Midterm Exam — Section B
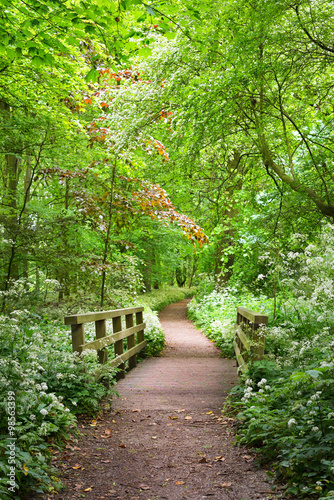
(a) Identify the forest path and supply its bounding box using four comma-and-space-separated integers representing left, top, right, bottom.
50, 299, 276, 500
111, 298, 237, 411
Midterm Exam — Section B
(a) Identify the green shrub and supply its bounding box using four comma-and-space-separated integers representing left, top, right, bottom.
187, 288, 273, 358
138, 286, 196, 312
141, 307, 166, 356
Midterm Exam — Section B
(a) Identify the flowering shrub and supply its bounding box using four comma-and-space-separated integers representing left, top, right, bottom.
141, 307, 165, 356
187, 288, 273, 357
0, 297, 166, 497
228, 226, 334, 498
188, 227, 334, 497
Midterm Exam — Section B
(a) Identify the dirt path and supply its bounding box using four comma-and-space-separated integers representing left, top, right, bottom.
48, 299, 278, 500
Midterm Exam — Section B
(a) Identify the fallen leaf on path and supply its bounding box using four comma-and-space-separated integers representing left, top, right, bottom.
101, 460, 111, 463
132, 409, 141, 412
198, 456, 207, 463
151, 436, 157, 439
242, 454, 252, 459
220, 482, 232, 488
168, 416, 178, 420
119, 443, 126, 448
89, 420, 97, 426
83, 487, 92, 492
175, 409, 185, 413
138, 484, 150, 490
214, 455, 226, 462
206, 411, 213, 415
175, 481, 185, 485
185, 416, 192, 420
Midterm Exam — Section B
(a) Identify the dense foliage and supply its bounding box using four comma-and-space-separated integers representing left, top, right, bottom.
189, 225, 334, 498
2, 0, 334, 497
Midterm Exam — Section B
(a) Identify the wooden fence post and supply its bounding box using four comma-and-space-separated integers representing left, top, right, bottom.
113, 316, 125, 380
95, 319, 108, 364
234, 307, 268, 372
136, 310, 145, 353
126, 313, 136, 370
71, 323, 85, 355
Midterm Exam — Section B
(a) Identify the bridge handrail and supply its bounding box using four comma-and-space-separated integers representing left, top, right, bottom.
64, 306, 146, 380
233, 306, 268, 373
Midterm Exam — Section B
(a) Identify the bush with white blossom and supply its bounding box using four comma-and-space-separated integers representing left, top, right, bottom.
0, 299, 167, 497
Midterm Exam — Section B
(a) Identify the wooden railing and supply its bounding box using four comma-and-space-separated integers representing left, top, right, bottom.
64, 306, 146, 381
233, 306, 268, 373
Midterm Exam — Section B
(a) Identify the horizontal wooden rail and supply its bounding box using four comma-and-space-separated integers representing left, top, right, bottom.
64, 307, 146, 381
233, 306, 268, 373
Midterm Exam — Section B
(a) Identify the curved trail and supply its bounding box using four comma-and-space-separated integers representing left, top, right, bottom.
51, 299, 275, 500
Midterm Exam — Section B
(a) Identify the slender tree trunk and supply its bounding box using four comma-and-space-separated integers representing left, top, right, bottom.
214, 151, 242, 284
100, 160, 117, 308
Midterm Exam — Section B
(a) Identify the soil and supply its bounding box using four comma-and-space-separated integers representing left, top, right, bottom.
42, 299, 282, 500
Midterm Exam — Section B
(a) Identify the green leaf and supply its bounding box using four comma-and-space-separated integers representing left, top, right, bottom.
85, 24, 96, 34
145, 5, 157, 16
305, 369, 323, 379
137, 47, 152, 58
290, 371, 307, 381
164, 32, 176, 40
85, 68, 99, 83
136, 14, 147, 22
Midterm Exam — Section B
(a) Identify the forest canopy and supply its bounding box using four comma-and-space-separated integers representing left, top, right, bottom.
2, 0, 334, 498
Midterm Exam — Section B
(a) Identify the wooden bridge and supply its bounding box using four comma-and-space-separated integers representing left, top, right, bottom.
64, 306, 146, 381
64, 304, 268, 380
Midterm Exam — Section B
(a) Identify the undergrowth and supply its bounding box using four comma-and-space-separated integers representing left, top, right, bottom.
0, 284, 172, 497
137, 285, 196, 312
191, 226, 334, 498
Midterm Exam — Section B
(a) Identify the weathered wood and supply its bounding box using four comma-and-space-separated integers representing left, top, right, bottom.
234, 307, 268, 372
233, 340, 247, 373
95, 319, 108, 364
64, 306, 144, 325
80, 323, 146, 352
136, 311, 145, 344
67, 306, 146, 385
71, 324, 85, 354
113, 316, 125, 380
237, 306, 268, 326
235, 324, 251, 351
112, 323, 145, 344
109, 341, 147, 368
126, 313, 136, 370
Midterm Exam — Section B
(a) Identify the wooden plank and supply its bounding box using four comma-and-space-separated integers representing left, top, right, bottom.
71, 324, 85, 354
112, 323, 145, 344
64, 306, 144, 325
136, 311, 145, 344
113, 316, 125, 380
235, 324, 251, 351
237, 307, 268, 325
80, 323, 146, 352
109, 341, 147, 368
126, 313, 136, 370
233, 341, 247, 373
96, 319, 108, 364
